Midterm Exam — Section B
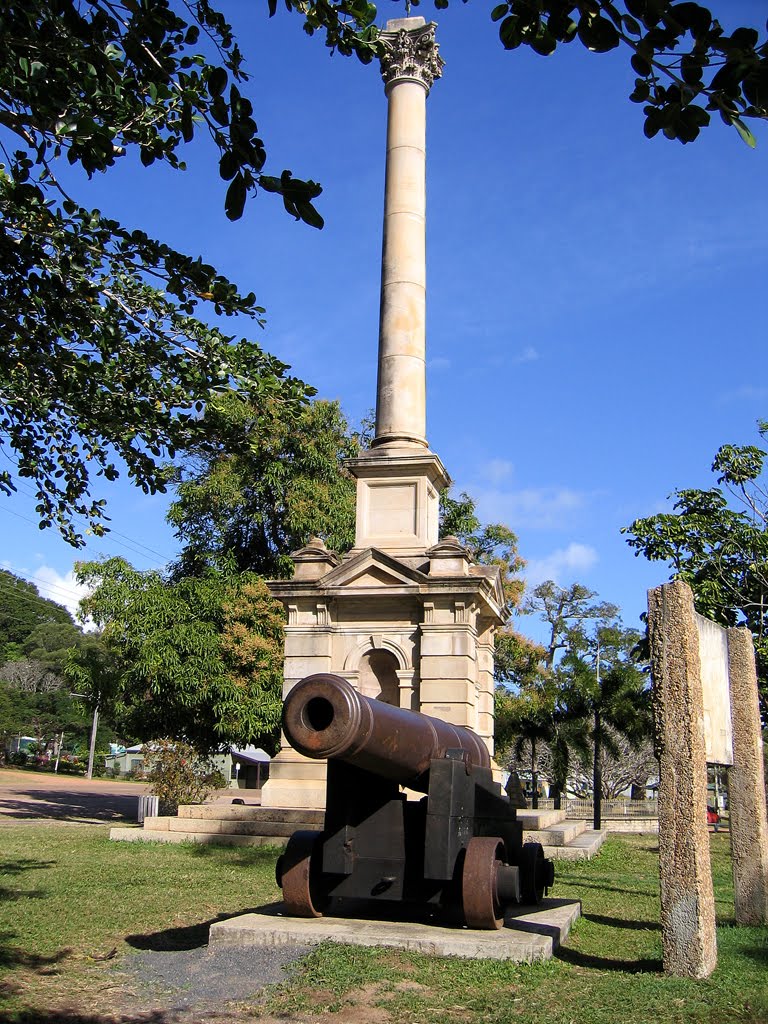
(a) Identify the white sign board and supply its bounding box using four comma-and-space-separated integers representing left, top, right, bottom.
695, 613, 733, 765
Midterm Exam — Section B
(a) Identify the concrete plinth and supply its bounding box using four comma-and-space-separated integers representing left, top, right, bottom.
209, 898, 581, 962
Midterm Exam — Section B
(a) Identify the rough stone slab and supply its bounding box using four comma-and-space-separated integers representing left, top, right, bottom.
516, 808, 566, 830
727, 627, 768, 925
167, 818, 298, 837
523, 819, 586, 847
648, 581, 717, 978
110, 827, 288, 848
209, 898, 580, 962
543, 829, 607, 861
178, 805, 322, 824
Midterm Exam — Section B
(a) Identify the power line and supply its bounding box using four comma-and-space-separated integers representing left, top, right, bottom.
0, 496, 173, 570
1, 564, 85, 605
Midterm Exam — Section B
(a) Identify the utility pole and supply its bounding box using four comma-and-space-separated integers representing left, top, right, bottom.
594, 637, 603, 831
86, 703, 99, 780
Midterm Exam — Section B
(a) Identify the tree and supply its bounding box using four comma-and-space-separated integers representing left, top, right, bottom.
75, 557, 285, 752
0, 659, 63, 694
296, 1, 767, 146
142, 738, 226, 814
523, 580, 618, 669
624, 422, 768, 715
566, 731, 657, 800
440, 490, 544, 691
167, 396, 360, 579
498, 580, 652, 816
0, 570, 76, 662
495, 683, 558, 809
21, 621, 85, 675
1, 1, 323, 544
558, 620, 652, 828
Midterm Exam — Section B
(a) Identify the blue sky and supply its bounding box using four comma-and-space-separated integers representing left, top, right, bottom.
2, 1, 767, 646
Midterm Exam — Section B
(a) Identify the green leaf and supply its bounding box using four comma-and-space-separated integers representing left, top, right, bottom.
296, 200, 324, 230
731, 116, 757, 148
225, 172, 247, 220
577, 16, 620, 54
499, 16, 521, 50
207, 66, 228, 97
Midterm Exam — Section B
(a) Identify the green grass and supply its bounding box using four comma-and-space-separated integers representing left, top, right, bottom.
0, 827, 766, 1023
0, 824, 283, 1019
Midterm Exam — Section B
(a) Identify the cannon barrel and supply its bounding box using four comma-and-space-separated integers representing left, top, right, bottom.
282, 673, 490, 791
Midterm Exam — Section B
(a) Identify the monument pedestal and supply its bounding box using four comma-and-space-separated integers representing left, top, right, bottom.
260, 536, 506, 810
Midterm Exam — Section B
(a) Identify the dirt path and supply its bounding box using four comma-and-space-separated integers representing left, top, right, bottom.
0, 767, 151, 823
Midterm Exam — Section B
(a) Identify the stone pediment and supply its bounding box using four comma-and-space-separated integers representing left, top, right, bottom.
320, 547, 429, 591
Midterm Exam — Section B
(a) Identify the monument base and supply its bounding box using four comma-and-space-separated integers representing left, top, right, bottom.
209, 898, 581, 962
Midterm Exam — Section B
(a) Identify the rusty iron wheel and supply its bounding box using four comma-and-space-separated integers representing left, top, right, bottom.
520, 841, 546, 905
280, 829, 326, 918
462, 836, 506, 930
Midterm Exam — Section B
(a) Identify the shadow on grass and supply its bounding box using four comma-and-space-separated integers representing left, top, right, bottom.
0, 790, 138, 824
555, 945, 663, 974
0, 858, 57, 876
185, 843, 281, 863
125, 908, 262, 952
559, 879, 658, 899
0, 887, 47, 902
0, 857, 57, 904
0, 931, 71, 975
583, 912, 660, 931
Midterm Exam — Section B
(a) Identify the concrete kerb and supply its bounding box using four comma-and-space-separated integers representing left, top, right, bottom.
209, 898, 581, 962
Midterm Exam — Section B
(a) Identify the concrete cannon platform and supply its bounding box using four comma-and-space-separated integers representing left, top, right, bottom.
209, 898, 581, 962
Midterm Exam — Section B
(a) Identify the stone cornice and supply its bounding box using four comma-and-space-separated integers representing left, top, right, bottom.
379, 19, 444, 93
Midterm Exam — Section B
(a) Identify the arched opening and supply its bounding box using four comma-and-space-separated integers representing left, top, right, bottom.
358, 649, 399, 706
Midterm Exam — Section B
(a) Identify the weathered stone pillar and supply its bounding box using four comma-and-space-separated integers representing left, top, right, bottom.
373, 17, 443, 450
647, 581, 717, 978
727, 627, 768, 925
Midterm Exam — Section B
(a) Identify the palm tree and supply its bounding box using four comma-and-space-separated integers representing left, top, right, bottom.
495, 686, 554, 809
560, 624, 652, 830
495, 679, 590, 811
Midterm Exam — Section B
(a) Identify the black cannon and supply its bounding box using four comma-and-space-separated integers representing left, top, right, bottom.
275, 673, 554, 929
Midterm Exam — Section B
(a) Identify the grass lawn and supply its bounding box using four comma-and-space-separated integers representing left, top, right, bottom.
0, 824, 766, 1023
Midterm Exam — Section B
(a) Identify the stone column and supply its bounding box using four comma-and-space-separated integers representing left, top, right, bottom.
727, 627, 768, 925
373, 17, 443, 450
647, 581, 717, 978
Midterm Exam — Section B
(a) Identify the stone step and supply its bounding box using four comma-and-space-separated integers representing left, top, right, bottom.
167, 817, 305, 837
521, 819, 586, 847
177, 804, 323, 824
516, 808, 567, 830
110, 826, 290, 848
542, 829, 607, 861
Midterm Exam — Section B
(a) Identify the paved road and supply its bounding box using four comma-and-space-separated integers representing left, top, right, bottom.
0, 767, 151, 823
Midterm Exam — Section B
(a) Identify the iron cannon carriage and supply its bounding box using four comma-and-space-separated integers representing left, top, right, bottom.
275, 673, 554, 929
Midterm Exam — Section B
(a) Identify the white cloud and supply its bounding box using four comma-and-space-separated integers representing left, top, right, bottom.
33, 566, 94, 628
717, 385, 768, 405
510, 345, 540, 365
476, 486, 588, 529
524, 543, 599, 587
481, 459, 514, 485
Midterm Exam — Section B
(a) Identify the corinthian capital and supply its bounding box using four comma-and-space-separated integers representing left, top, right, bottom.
379, 19, 444, 93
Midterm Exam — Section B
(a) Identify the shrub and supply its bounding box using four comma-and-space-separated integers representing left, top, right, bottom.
143, 739, 226, 814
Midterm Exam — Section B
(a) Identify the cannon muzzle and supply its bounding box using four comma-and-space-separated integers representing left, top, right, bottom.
282, 673, 490, 791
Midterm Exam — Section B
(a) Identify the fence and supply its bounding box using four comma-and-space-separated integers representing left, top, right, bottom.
534, 797, 659, 818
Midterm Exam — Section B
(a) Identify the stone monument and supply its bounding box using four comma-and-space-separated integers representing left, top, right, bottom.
647, 580, 768, 978
261, 17, 507, 810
